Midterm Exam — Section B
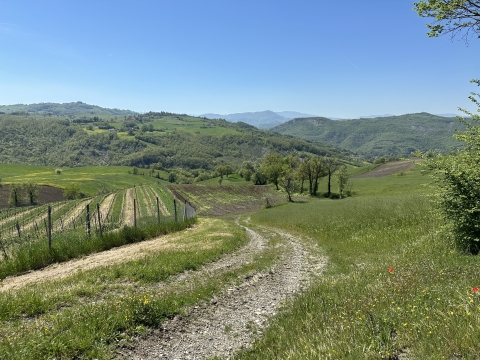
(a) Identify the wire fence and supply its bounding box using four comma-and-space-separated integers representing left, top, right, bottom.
0, 185, 196, 259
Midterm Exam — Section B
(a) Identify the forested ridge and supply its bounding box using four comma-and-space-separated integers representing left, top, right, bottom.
272, 112, 464, 158
0, 113, 352, 170
0, 101, 135, 116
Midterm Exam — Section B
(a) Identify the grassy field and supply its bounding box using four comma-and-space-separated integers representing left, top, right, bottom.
235, 166, 480, 359
85, 115, 242, 138
0, 164, 166, 196
1, 161, 477, 359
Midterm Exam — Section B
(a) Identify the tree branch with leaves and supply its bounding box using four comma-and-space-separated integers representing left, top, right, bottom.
414, 0, 480, 42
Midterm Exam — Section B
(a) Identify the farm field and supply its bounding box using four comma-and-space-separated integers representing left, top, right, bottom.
168, 184, 286, 216
0, 161, 478, 359
0, 174, 185, 280
86, 114, 243, 138
0, 164, 166, 196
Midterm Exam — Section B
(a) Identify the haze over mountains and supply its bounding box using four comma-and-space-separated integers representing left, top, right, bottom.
0, 101, 466, 161
200, 110, 319, 129
200, 110, 462, 129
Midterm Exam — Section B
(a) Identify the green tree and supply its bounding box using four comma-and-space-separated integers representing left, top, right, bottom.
324, 157, 340, 197
298, 156, 325, 196
252, 162, 267, 185
63, 183, 81, 200
215, 165, 226, 179
24, 182, 39, 205
278, 155, 300, 202
239, 161, 255, 181
261, 153, 284, 190
414, 0, 480, 42
8, 184, 23, 207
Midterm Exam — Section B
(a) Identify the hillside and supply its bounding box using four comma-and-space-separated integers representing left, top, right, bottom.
272, 112, 464, 158
0, 110, 354, 171
0, 101, 136, 116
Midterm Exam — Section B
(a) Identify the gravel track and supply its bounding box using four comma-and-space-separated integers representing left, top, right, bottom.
119, 223, 326, 360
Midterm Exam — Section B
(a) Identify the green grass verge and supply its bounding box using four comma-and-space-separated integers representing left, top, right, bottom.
0, 218, 196, 280
0, 217, 254, 360
235, 194, 480, 359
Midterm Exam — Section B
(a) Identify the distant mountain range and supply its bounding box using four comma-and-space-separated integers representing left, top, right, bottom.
272, 112, 465, 159
200, 110, 319, 129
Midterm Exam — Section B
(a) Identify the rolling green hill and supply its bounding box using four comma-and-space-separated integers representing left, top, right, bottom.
272, 112, 464, 159
0, 110, 354, 172
0, 101, 136, 116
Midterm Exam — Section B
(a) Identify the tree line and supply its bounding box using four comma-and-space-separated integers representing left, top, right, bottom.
237, 153, 350, 201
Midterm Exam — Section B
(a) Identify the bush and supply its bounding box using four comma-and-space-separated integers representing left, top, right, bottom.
63, 183, 81, 200
423, 80, 480, 253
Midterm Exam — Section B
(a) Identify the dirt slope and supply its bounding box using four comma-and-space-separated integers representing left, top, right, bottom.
352, 159, 421, 178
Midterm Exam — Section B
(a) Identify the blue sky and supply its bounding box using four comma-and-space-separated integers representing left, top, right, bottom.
1, 0, 479, 118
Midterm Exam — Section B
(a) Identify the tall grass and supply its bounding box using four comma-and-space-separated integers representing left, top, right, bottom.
0, 218, 249, 360
0, 218, 196, 280
237, 194, 480, 359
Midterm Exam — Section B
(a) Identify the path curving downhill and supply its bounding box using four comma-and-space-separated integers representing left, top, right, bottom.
119, 222, 326, 360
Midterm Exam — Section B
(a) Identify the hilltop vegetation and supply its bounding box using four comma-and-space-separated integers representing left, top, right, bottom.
272, 112, 464, 159
0, 101, 135, 116
0, 110, 354, 171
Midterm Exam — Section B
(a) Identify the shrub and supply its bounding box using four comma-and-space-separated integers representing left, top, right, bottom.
423, 79, 480, 253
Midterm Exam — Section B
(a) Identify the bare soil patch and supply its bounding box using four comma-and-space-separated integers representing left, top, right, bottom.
352, 160, 420, 178
0, 185, 66, 208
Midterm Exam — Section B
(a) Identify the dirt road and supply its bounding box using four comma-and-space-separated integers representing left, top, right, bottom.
118, 222, 326, 360
0, 216, 325, 359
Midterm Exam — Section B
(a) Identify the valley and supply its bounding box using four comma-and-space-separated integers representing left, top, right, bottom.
0, 103, 478, 359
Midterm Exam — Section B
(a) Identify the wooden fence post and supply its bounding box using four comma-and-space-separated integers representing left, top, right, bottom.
134, 198, 137, 228
15, 220, 21, 238
156, 197, 160, 224
86, 204, 91, 237
97, 203, 103, 237
0, 237, 8, 259
47, 205, 52, 249
174, 199, 177, 222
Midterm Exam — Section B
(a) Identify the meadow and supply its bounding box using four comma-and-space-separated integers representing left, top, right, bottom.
235, 165, 480, 359
0, 164, 165, 196
1, 161, 478, 359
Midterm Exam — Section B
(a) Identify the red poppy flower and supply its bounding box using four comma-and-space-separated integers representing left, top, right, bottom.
388, 267, 393, 273
473, 287, 479, 293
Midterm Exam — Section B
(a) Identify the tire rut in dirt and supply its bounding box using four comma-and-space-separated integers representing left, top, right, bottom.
118, 226, 325, 360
